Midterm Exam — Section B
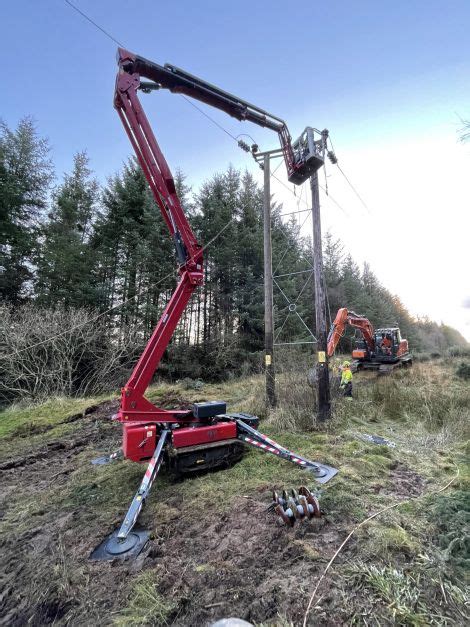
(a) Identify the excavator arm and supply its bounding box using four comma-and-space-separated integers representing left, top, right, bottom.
114, 48, 326, 422
327, 307, 375, 357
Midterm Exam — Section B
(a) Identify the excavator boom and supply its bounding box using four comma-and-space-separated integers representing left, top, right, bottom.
327, 307, 375, 357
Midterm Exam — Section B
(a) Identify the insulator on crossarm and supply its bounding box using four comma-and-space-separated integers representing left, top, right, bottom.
237, 139, 251, 152
327, 151, 338, 164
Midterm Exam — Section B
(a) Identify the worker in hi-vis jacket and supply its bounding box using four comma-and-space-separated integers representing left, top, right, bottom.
340, 361, 353, 398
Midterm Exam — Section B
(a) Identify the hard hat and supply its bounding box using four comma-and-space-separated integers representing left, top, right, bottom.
343, 360, 350, 367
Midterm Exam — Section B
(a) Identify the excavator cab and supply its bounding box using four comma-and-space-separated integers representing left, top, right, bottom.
375, 328, 401, 360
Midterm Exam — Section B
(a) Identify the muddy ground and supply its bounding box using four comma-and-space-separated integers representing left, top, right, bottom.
0, 398, 430, 626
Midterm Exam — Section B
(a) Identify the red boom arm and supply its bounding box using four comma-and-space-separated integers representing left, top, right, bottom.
114, 48, 325, 424
115, 53, 204, 424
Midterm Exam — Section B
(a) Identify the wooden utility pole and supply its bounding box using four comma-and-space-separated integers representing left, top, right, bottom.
263, 153, 276, 408
310, 168, 331, 421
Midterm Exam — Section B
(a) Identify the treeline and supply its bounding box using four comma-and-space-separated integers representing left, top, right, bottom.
0, 118, 467, 399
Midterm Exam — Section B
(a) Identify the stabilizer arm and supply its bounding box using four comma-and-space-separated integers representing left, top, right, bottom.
233, 417, 338, 484
117, 429, 171, 540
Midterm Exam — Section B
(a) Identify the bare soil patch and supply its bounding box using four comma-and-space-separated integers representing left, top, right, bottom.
381, 461, 427, 499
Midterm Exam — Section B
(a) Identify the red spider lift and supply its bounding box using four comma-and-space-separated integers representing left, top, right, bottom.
91, 49, 338, 560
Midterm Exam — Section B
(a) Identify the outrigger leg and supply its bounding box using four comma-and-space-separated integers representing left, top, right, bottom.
90, 429, 170, 560
233, 417, 338, 483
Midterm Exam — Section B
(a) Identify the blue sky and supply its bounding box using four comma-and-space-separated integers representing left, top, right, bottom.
3, 1, 470, 338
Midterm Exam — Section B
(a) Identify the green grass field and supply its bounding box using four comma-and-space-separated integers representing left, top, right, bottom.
1, 360, 468, 625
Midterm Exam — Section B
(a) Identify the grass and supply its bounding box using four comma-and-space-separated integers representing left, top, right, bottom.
1, 359, 468, 624
0, 394, 113, 439
346, 561, 468, 625
360, 521, 421, 558
114, 572, 176, 626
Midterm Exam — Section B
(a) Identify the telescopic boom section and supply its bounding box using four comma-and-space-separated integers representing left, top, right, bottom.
116, 48, 324, 186
327, 308, 375, 357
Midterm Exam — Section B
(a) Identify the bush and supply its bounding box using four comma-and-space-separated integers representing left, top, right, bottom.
456, 361, 470, 380
161, 340, 262, 382
448, 345, 470, 358
414, 353, 431, 362
0, 303, 142, 403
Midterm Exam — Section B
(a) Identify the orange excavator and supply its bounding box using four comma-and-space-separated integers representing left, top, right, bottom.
327, 308, 412, 373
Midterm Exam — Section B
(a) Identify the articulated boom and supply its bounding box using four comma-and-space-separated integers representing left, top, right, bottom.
115, 51, 204, 425
92, 50, 337, 560
115, 48, 325, 424
117, 48, 324, 186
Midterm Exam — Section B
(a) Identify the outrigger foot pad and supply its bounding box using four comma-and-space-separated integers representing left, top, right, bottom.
90, 528, 149, 561
308, 463, 338, 484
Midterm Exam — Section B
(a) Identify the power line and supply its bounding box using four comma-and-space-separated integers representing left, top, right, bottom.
336, 163, 371, 214
328, 135, 371, 214
181, 96, 238, 142
63, 0, 124, 47
64, 0, 351, 223
64, 0, 358, 226
58, 0, 339, 356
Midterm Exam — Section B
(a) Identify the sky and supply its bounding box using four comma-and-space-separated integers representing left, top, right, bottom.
3, 0, 470, 340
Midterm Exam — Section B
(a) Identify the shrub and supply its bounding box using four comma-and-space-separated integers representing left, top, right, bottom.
0, 303, 142, 403
448, 345, 470, 358
161, 340, 262, 382
456, 361, 470, 380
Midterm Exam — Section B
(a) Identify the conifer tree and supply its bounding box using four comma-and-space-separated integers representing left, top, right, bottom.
91, 158, 175, 336
0, 117, 53, 302
36, 151, 99, 307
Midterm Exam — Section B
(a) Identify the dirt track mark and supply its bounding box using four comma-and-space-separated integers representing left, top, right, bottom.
144, 496, 347, 626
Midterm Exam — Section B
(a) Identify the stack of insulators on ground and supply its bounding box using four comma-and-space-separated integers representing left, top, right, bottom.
270, 486, 322, 526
